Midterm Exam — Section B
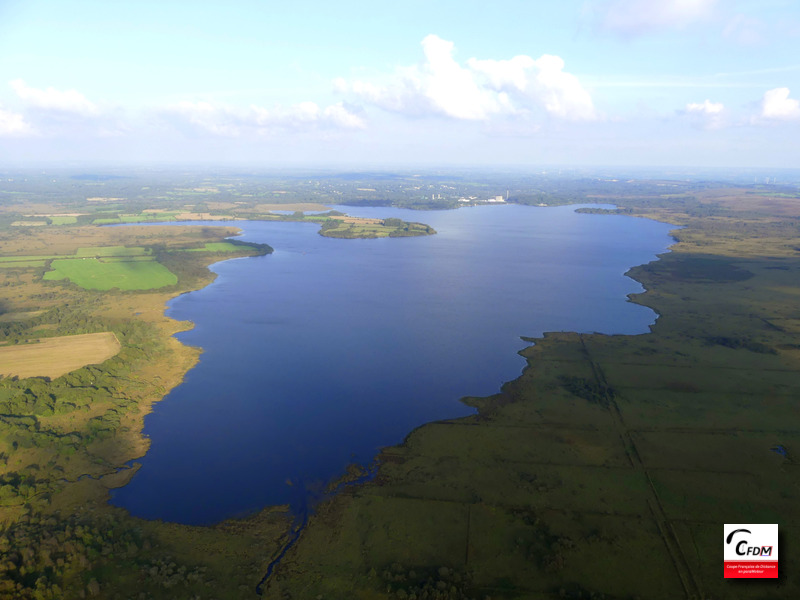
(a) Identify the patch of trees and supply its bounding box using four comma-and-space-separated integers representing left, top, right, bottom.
378, 563, 474, 600
0, 305, 108, 344
558, 375, 614, 408
388, 221, 436, 237
0, 509, 209, 599
224, 238, 273, 254
704, 336, 777, 354
0, 471, 52, 506
320, 219, 341, 233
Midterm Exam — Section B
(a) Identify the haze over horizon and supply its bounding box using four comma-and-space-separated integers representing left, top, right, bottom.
1, 0, 798, 168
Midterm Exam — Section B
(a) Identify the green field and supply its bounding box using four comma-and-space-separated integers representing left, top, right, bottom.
48, 216, 78, 225
0, 247, 151, 269
43, 258, 177, 290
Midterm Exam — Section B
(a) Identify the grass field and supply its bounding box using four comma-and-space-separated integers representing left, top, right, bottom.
0, 332, 121, 379
43, 258, 177, 290
0, 247, 152, 270
48, 216, 78, 225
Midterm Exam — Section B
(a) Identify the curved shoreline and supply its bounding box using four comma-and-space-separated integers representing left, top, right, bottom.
101, 228, 270, 492
115, 207, 677, 516
253, 209, 683, 594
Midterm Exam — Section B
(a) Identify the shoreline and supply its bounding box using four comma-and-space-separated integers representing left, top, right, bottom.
97, 227, 266, 494
113, 206, 677, 525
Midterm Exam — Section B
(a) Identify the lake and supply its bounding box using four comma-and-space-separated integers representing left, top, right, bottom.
110, 204, 675, 525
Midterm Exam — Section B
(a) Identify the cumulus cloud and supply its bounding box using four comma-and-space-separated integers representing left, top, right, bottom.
10, 79, 98, 115
680, 99, 725, 129
336, 35, 512, 120
685, 99, 724, 115
468, 54, 596, 120
759, 87, 800, 120
587, 0, 718, 36
164, 100, 365, 136
0, 106, 33, 136
337, 35, 596, 122
5, 80, 132, 138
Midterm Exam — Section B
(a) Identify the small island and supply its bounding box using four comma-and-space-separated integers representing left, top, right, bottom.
318, 214, 436, 238
259, 209, 436, 238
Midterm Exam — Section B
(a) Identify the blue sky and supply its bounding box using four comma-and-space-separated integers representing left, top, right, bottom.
1, 0, 799, 167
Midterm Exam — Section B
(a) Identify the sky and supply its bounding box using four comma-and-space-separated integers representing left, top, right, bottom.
0, 0, 799, 168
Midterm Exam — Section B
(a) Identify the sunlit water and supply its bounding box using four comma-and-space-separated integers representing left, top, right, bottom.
110, 204, 674, 524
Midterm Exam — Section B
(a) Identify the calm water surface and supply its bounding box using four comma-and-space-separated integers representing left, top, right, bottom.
110, 205, 674, 524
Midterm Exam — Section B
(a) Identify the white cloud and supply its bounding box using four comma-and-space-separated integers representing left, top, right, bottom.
587, 0, 718, 35
319, 103, 367, 129
0, 106, 33, 136
416, 35, 512, 120
685, 99, 724, 115
165, 100, 365, 136
760, 87, 800, 120
681, 99, 725, 129
338, 35, 596, 122
337, 35, 512, 120
10, 79, 98, 115
251, 101, 366, 130
469, 54, 596, 120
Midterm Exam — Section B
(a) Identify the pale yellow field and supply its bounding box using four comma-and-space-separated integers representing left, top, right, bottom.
331, 215, 382, 224
0, 332, 121, 379
27, 213, 85, 217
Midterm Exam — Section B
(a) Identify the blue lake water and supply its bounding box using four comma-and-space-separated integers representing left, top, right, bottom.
110, 204, 675, 525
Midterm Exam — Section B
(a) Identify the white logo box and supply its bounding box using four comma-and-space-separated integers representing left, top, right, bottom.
724, 524, 778, 579
724, 524, 778, 560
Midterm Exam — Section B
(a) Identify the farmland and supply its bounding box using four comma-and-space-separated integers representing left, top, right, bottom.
43, 257, 178, 291
0, 332, 121, 379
